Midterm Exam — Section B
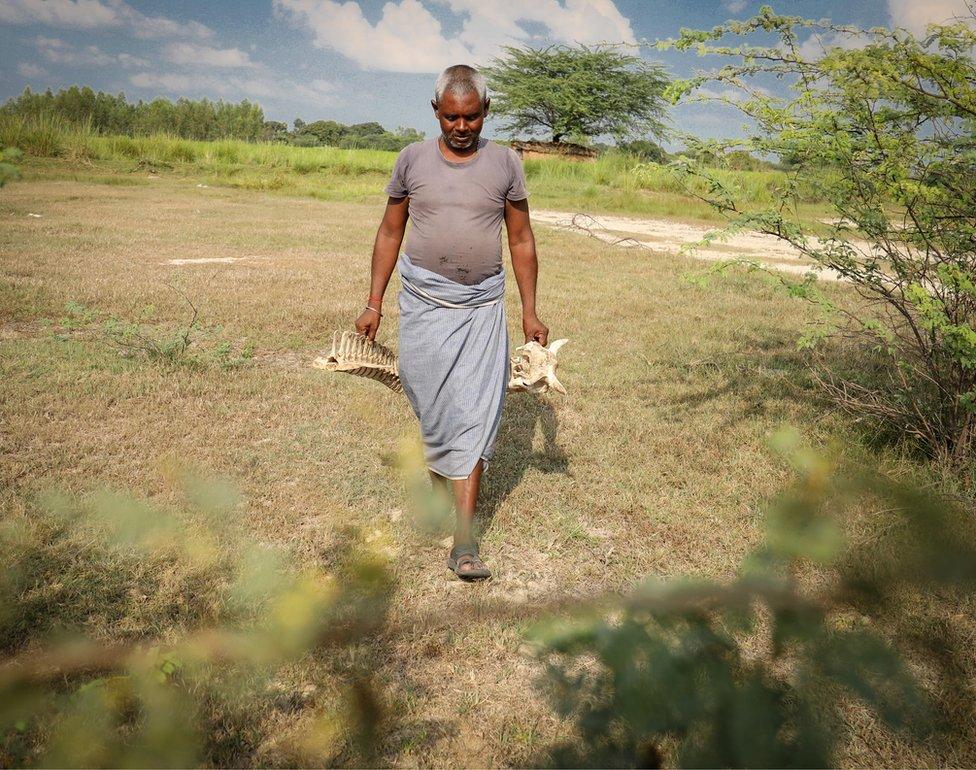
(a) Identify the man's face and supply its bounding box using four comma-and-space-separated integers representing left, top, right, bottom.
431, 89, 489, 151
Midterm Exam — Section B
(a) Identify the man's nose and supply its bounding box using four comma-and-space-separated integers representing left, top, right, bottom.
456, 119, 469, 131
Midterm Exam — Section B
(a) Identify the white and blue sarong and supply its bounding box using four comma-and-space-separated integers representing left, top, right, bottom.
397, 252, 509, 480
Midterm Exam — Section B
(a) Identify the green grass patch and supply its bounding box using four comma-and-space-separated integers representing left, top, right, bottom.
1, 113, 833, 222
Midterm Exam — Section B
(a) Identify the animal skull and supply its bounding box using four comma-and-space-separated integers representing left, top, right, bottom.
507, 339, 568, 394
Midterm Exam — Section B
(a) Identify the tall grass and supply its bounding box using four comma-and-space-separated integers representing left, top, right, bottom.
0, 113, 96, 159
525, 151, 817, 207
1, 112, 826, 218
0, 113, 394, 172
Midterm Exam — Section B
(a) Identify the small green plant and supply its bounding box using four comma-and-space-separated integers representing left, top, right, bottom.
103, 316, 197, 361
60, 294, 251, 369
102, 283, 198, 362
210, 339, 255, 369
59, 300, 98, 330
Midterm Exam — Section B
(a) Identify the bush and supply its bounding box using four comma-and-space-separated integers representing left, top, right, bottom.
658, 7, 976, 467
0, 114, 66, 157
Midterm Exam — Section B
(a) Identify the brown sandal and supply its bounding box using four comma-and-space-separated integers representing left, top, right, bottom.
447, 544, 492, 580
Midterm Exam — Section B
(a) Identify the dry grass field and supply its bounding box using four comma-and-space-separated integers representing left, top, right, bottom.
2, 167, 973, 767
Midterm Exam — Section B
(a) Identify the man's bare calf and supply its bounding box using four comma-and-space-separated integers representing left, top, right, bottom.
430, 459, 490, 578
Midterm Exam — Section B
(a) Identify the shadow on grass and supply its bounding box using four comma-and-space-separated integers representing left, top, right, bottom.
477, 394, 570, 540
664, 333, 820, 426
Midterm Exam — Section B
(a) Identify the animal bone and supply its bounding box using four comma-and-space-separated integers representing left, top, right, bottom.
508, 339, 568, 394
313, 331, 402, 393
315, 331, 568, 395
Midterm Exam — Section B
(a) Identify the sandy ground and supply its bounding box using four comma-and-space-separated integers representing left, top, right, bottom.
532, 209, 846, 282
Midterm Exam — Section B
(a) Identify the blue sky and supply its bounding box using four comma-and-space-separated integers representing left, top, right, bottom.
0, 0, 968, 144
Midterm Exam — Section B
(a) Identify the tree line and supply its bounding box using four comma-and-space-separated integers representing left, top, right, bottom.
1, 86, 424, 150
265, 118, 425, 151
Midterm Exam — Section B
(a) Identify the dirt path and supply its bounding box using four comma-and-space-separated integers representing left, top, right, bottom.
532, 209, 845, 282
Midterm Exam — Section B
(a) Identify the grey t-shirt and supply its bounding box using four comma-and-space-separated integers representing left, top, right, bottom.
385, 137, 529, 285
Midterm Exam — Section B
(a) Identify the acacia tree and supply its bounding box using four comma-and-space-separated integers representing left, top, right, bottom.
482, 44, 669, 144
656, 8, 976, 466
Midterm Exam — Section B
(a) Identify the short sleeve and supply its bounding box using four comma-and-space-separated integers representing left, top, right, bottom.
385, 146, 411, 197
506, 149, 529, 201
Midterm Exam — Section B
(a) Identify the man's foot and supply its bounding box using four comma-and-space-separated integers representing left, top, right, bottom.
446, 543, 491, 581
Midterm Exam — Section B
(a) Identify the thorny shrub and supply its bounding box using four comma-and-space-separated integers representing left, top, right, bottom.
653, 7, 976, 468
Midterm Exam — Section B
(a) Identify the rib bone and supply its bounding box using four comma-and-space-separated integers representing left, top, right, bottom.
312, 330, 403, 393
314, 331, 568, 396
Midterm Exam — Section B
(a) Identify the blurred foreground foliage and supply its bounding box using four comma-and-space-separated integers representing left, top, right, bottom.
0, 469, 394, 767
0, 146, 22, 187
531, 430, 976, 767
3, 434, 975, 767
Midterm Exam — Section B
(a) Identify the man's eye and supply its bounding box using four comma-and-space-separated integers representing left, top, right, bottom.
445, 115, 458, 120
466, 114, 480, 121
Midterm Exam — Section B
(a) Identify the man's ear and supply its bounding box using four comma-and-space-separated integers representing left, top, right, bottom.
483, 97, 490, 116
430, 99, 438, 114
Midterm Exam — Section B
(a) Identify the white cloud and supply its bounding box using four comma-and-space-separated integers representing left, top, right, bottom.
113, 5, 214, 40
273, 0, 637, 73
795, 0, 973, 62
130, 71, 223, 93
887, 0, 973, 36
305, 77, 336, 96
0, 0, 117, 28
34, 35, 148, 67
796, 29, 870, 60
722, 0, 748, 13
437, 0, 637, 52
117, 51, 148, 67
0, 0, 213, 38
17, 61, 49, 78
128, 71, 337, 105
274, 0, 469, 73
164, 42, 257, 68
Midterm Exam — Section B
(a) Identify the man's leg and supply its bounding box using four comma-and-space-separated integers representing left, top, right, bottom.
450, 458, 484, 548
431, 460, 489, 577
427, 459, 484, 547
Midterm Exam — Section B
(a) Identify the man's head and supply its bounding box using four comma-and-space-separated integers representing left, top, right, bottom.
431, 64, 489, 152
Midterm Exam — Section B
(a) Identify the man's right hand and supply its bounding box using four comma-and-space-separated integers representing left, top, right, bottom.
355, 307, 381, 341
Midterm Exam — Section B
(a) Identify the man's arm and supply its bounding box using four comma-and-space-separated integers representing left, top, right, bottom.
505, 198, 549, 346
355, 196, 409, 341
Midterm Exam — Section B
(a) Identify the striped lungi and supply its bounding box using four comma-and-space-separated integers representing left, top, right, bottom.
397, 252, 509, 480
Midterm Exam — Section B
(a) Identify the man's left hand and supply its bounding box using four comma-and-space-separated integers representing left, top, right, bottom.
522, 312, 549, 346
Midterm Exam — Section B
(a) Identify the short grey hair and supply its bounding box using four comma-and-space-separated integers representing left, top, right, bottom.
433, 64, 487, 104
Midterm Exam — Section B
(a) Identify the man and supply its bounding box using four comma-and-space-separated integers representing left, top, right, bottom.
354, 64, 549, 581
